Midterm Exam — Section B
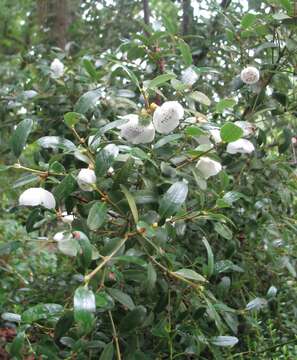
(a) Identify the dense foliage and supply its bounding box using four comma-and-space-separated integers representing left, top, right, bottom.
1, 0, 297, 359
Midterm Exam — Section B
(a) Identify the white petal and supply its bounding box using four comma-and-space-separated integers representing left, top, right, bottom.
153, 101, 184, 134
234, 121, 255, 137
197, 135, 212, 146
104, 144, 119, 158
196, 157, 222, 179
77, 169, 96, 191
227, 139, 255, 154
19, 188, 56, 209
61, 212, 75, 224
209, 129, 222, 143
50, 58, 64, 78
240, 66, 260, 85
119, 115, 155, 144
53, 231, 66, 242
181, 67, 198, 86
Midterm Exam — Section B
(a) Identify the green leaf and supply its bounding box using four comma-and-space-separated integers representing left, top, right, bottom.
64, 112, 85, 128
211, 336, 239, 347
154, 134, 183, 149
114, 255, 147, 267
115, 64, 140, 89
107, 288, 135, 310
220, 123, 243, 143
202, 238, 214, 277
87, 201, 108, 230
214, 222, 233, 240
173, 268, 207, 282
54, 311, 74, 340
119, 305, 147, 333
162, 14, 178, 34
189, 91, 211, 106
147, 262, 157, 291
9, 331, 25, 358
22, 303, 63, 323
37, 136, 76, 152
99, 118, 128, 135
95, 292, 115, 310
95, 147, 116, 176
193, 66, 220, 74
83, 59, 98, 80
178, 39, 192, 66
277, 0, 292, 12
57, 234, 79, 257
147, 73, 176, 89
0, 241, 21, 256
11, 118, 33, 157
159, 181, 188, 218
74, 287, 96, 334
53, 174, 76, 203
74, 231, 93, 270
241, 13, 257, 29
26, 208, 43, 233
120, 185, 139, 224
215, 99, 236, 113
13, 173, 39, 188
99, 342, 114, 360
74, 89, 101, 114
185, 126, 206, 137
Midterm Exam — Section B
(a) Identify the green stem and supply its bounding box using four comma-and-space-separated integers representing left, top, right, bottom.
108, 311, 122, 360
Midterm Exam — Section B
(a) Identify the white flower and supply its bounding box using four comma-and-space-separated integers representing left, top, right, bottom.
61, 212, 75, 224
50, 58, 64, 78
119, 114, 155, 144
19, 188, 56, 209
77, 168, 96, 191
181, 67, 198, 86
104, 144, 119, 158
234, 121, 255, 137
197, 135, 212, 146
209, 129, 222, 143
240, 66, 260, 85
227, 139, 255, 154
23, 90, 38, 99
53, 231, 66, 242
196, 157, 222, 179
153, 101, 184, 134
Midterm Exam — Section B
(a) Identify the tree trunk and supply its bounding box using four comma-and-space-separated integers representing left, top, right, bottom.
37, 0, 70, 49
182, 0, 191, 36
143, 0, 150, 26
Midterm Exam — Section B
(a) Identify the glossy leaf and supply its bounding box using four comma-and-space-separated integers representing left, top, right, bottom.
74, 287, 96, 333
159, 181, 188, 218
87, 201, 107, 230
220, 123, 243, 143
11, 118, 33, 157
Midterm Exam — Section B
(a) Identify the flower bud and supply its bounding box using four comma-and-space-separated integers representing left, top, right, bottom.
19, 187, 56, 209
153, 101, 184, 134
77, 168, 96, 191
196, 157, 222, 179
50, 58, 64, 78
119, 114, 155, 144
240, 66, 260, 85
226, 139, 255, 154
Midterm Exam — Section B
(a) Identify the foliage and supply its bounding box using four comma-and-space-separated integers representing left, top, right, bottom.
1, 0, 297, 359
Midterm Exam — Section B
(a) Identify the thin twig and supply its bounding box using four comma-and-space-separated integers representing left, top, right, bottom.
108, 311, 122, 360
